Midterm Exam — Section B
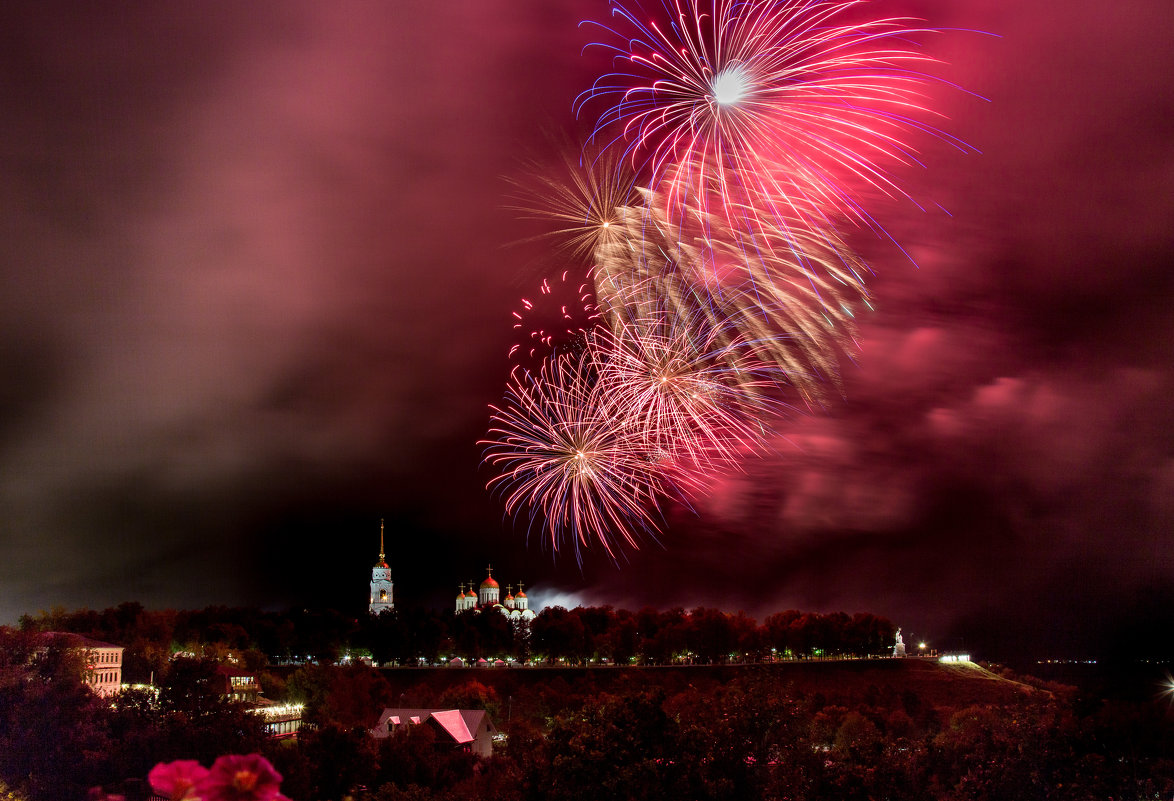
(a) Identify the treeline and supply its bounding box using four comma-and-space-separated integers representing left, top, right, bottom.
19, 602, 897, 677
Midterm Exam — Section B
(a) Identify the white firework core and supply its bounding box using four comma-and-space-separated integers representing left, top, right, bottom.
711, 66, 749, 106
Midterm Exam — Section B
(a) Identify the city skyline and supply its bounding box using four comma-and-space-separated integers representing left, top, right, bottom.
1, 0, 1172, 662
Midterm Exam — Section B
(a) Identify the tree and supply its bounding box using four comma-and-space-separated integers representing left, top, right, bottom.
160, 657, 225, 717
764, 609, 802, 657
531, 607, 587, 664
360, 609, 406, 666
321, 665, 395, 728
448, 608, 513, 662
287, 664, 334, 726
603, 611, 639, 665
155, 658, 268, 765
103, 686, 165, 784
436, 680, 501, 721
0, 632, 111, 801
371, 721, 478, 796
686, 607, 736, 664
538, 690, 683, 801
302, 723, 379, 801
642, 608, 689, 664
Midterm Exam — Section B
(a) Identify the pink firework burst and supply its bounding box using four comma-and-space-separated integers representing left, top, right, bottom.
483, 354, 671, 561
577, 0, 969, 235
592, 300, 786, 470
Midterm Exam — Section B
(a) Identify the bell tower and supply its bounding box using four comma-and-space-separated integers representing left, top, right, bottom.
369, 519, 394, 614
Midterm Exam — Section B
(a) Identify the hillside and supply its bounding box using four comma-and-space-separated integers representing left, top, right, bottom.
367, 658, 1045, 713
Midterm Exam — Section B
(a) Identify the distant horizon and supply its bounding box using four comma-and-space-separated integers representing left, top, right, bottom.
18, 595, 1168, 668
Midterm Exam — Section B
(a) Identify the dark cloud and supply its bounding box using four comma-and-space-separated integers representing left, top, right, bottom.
0, 0, 1171, 661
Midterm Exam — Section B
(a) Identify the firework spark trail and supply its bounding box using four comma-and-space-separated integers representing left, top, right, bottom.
507, 149, 642, 265
508, 270, 602, 372
576, 0, 968, 237
592, 189, 868, 402
483, 354, 672, 561
593, 299, 790, 469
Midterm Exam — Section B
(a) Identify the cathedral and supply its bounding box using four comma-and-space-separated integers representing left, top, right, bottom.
454, 567, 536, 621
367, 523, 535, 621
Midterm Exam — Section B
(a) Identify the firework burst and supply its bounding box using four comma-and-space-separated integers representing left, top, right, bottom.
593, 299, 787, 469
592, 189, 869, 402
508, 149, 644, 265
577, 0, 965, 234
483, 354, 671, 561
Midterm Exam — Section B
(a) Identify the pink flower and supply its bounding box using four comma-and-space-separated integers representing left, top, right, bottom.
197, 754, 284, 801
148, 760, 210, 801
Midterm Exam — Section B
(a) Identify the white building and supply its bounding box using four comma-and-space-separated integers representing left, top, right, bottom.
42, 632, 124, 698
369, 519, 394, 614
455, 567, 536, 622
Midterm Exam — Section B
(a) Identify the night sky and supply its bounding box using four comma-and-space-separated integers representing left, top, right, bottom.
2, 0, 1171, 661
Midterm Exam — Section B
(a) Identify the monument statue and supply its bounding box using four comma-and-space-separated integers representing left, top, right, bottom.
893, 627, 906, 658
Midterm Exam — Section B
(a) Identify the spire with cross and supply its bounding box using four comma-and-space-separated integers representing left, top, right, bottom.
368, 518, 393, 613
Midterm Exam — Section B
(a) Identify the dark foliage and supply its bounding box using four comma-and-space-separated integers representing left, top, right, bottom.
5, 607, 1174, 800
19, 601, 900, 669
